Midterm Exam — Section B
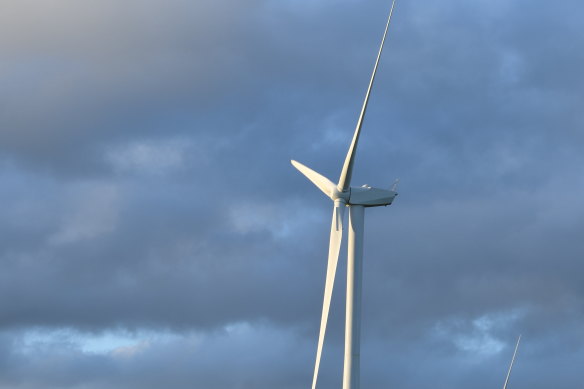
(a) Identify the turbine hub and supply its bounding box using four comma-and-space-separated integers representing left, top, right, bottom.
331, 189, 350, 202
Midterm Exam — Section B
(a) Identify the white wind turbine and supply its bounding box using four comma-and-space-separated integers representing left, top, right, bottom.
291, 1, 398, 388
502, 335, 521, 389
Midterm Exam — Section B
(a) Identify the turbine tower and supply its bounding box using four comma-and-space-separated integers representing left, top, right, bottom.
291, 2, 398, 388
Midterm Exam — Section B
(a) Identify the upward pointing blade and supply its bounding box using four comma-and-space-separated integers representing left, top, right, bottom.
337, 0, 397, 192
312, 201, 345, 389
502, 335, 521, 389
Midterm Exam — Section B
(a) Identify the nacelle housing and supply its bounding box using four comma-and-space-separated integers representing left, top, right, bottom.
348, 185, 397, 207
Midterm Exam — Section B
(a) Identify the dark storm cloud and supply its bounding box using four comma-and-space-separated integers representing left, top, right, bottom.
0, 166, 325, 331
1, 0, 584, 388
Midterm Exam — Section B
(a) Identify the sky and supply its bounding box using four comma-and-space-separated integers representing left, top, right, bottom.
1, 0, 584, 388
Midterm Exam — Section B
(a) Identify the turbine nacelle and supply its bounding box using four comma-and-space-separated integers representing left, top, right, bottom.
349, 185, 397, 207
291, 160, 397, 207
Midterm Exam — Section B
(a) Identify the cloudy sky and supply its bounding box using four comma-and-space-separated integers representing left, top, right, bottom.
1, 0, 584, 388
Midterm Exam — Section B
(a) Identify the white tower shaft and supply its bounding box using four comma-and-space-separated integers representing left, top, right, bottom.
343, 205, 365, 389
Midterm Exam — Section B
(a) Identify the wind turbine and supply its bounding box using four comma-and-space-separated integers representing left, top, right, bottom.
502, 335, 522, 389
291, 1, 398, 388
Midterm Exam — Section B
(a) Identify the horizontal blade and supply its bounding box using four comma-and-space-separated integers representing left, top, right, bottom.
291, 160, 337, 200
337, 0, 397, 192
312, 201, 345, 389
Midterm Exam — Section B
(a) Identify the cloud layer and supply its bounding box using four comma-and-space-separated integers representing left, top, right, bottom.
1, 0, 584, 387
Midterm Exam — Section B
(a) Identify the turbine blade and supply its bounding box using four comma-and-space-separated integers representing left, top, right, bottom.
291, 160, 337, 199
312, 201, 345, 389
337, 0, 397, 192
502, 335, 522, 389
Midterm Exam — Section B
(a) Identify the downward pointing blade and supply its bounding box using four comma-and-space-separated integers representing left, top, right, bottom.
312, 200, 345, 389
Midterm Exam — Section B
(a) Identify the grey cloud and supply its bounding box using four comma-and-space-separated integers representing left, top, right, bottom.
1, 0, 584, 387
